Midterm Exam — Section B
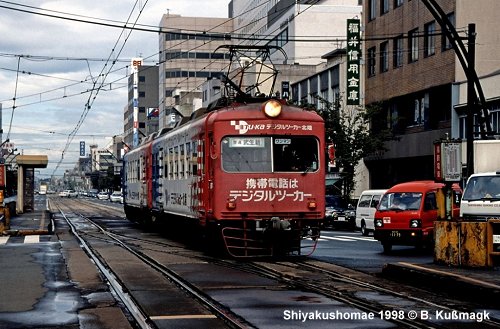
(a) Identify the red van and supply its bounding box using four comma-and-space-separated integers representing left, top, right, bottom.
373, 181, 460, 253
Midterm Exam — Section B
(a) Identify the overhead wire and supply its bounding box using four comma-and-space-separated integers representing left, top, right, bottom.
50, 0, 150, 178
0, 1, 472, 176
6, 56, 20, 140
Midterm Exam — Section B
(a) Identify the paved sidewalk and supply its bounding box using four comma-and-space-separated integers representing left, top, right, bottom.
0, 196, 132, 329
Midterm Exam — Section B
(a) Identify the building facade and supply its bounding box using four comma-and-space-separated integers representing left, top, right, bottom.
230, 0, 362, 65
158, 15, 233, 128
124, 65, 159, 147
363, 0, 500, 189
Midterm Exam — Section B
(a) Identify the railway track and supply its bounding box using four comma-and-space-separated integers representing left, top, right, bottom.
50, 197, 500, 329
51, 198, 250, 329
242, 260, 500, 328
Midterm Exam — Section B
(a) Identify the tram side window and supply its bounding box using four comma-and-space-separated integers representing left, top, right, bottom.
158, 150, 164, 178
168, 148, 174, 179
179, 144, 185, 179
274, 137, 319, 172
192, 140, 199, 176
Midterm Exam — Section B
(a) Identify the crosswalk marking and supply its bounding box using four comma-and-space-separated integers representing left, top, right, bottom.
24, 235, 40, 244
0, 235, 47, 245
336, 235, 377, 242
318, 233, 377, 242
320, 236, 353, 241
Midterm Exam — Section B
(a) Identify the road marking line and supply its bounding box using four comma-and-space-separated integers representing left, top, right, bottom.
0, 236, 8, 245
24, 235, 40, 244
320, 236, 353, 241
150, 314, 217, 320
337, 235, 377, 242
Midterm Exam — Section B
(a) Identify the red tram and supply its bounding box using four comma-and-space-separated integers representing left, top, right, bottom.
123, 46, 325, 257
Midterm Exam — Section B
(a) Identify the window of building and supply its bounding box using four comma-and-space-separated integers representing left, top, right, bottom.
139, 76, 145, 82
139, 91, 145, 97
459, 106, 500, 139
369, 0, 377, 21
291, 84, 299, 103
412, 97, 425, 126
139, 107, 145, 113
368, 47, 376, 77
442, 12, 455, 51
330, 66, 339, 87
424, 21, 436, 57
408, 28, 419, 63
394, 0, 403, 8
380, 41, 389, 73
380, 0, 389, 15
393, 35, 404, 68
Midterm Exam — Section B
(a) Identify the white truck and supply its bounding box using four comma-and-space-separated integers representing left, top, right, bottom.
460, 140, 500, 220
39, 183, 48, 195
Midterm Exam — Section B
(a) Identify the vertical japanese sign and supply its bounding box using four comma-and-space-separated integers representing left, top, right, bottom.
80, 141, 85, 157
281, 81, 290, 100
434, 140, 462, 182
346, 19, 361, 105
0, 164, 5, 187
131, 58, 143, 148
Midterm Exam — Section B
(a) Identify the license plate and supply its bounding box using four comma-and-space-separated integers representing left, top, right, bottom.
337, 216, 345, 221
494, 235, 500, 244
390, 231, 401, 238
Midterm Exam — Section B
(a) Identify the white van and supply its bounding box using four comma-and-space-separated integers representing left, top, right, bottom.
355, 189, 387, 236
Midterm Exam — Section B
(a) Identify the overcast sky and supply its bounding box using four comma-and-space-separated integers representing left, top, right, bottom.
0, 0, 228, 179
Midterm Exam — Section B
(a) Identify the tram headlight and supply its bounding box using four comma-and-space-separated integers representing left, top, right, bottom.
263, 99, 282, 118
226, 198, 236, 210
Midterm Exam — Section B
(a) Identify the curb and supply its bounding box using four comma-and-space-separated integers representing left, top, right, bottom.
382, 262, 500, 308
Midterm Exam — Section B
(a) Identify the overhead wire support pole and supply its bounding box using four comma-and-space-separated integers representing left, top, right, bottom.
466, 24, 476, 176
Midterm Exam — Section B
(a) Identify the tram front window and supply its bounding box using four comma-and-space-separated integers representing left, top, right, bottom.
221, 136, 319, 173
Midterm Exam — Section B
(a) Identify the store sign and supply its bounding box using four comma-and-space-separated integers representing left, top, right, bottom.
0, 164, 5, 187
80, 141, 85, 157
281, 81, 290, 100
346, 19, 361, 105
434, 140, 462, 182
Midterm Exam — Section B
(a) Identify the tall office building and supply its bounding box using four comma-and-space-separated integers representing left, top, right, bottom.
158, 15, 233, 128
124, 65, 159, 147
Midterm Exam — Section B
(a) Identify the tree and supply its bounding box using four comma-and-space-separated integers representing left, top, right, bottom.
314, 97, 392, 199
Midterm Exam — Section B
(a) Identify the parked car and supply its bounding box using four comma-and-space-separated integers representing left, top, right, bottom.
59, 189, 78, 198
109, 191, 123, 203
97, 192, 109, 200
355, 189, 387, 236
324, 195, 356, 229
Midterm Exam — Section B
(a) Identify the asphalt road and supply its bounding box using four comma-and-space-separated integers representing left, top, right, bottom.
312, 228, 434, 274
